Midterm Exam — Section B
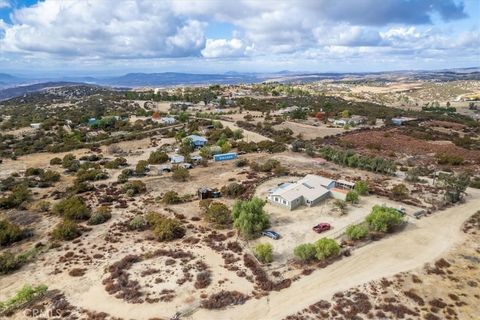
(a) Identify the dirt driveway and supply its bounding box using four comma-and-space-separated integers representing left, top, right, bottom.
191, 188, 480, 320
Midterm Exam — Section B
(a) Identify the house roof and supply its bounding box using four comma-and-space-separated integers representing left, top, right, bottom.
270, 174, 334, 202
186, 135, 207, 143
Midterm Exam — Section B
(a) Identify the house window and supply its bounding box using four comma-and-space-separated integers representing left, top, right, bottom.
282, 200, 286, 205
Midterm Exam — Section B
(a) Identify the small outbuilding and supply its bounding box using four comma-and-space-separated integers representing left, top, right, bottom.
186, 135, 208, 148
213, 152, 238, 162
170, 154, 185, 164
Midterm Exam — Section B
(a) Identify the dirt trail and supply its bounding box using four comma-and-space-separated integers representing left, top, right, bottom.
190, 188, 480, 320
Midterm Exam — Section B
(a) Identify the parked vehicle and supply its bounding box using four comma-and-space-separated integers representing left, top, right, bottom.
261, 230, 280, 240
312, 223, 331, 233
180, 163, 193, 169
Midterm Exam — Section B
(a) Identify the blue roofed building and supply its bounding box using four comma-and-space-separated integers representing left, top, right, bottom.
185, 135, 208, 148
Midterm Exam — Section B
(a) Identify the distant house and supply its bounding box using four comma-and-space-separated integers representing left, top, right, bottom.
267, 174, 353, 210
160, 117, 176, 125
197, 187, 221, 199
333, 116, 366, 127
185, 135, 208, 148
213, 152, 238, 162
30, 123, 41, 129
170, 154, 185, 164
391, 117, 417, 125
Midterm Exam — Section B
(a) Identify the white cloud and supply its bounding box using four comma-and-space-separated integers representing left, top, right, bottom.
0, 0, 10, 9
202, 38, 249, 58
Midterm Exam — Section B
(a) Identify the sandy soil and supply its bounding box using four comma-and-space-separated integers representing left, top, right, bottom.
191, 188, 480, 320
273, 121, 344, 139
219, 120, 272, 142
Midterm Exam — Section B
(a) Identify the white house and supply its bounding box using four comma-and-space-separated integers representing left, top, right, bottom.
268, 174, 354, 210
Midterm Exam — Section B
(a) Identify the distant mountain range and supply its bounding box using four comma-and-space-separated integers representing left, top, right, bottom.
0, 67, 479, 101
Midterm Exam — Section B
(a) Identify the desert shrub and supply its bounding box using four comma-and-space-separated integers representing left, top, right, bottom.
62, 154, 79, 172
232, 197, 270, 239
0, 284, 48, 312
148, 151, 169, 164
122, 180, 146, 196
469, 177, 480, 189
194, 271, 211, 289
53, 196, 91, 220
0, 252, 24, 274
33, 200, 51, 212
345, 223, 369, 240
88, 207, 112, 225
129, 216, 148, 230
50, 157, 62, 165
254, 243, 273, 263
221, 182, 245, 198
172, 167, 190, 182
0, 220, 26, 246
0, 184, 31, 209
346, 191, 359, 204
366, 205, 404, 232
51, 220, 81, 241
201, 290, 248, 309
203, 202, 232, 228
146, 213, 185, 242
103, 157, 128, 169
333, 199, 347, 215
25, 167, 44, 176
163, 191, 181, 204
135, 160, 149, 175
314, 238, 340, 260
293, 243, 317, 262
75, 168, 108, 183
436, 153, 464, 166
392, 183, 409, 200
354, 180, 369, 195
235, 159, 249, 167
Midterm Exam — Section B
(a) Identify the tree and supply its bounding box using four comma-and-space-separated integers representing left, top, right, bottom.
345, 224, 369, 240
366, 205, 404, 232
172, 167, 190, 182
314, 238, 340, 260
53, 196, 91, 220
346, 191, 359, 204
392, 184, 409, 200
340, 110, 350, 118
254, 243, 273, 263
203, 202, 231, 228
232, 197, 270, 239
354, 180, 369, 195
437, 172, 470, 203
293, 243, 316, 262
122, 180, 146, 196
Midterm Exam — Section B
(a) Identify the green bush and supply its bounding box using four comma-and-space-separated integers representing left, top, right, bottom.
50, 157, 62, 165
254, 243, 273, 263
293, 243, 316, 262
0, 184, 31, 209
146, 213, 185, 242
88, 207, 112, 225
354, 180, 369, 195
366, 205, 404, 232
0, 219, 25, 246
314, 238, 340, 260
172, 167, 190, 182
51, 220, 81, 241
148, 151, 169, 164
203, 202, 231, 228
232, 197, 270, 239
221, 183, 245, 198
345, 191, 359, 204
53, 196, 91, 220
345, 224, 369, 240
129, 216, 148, 230
135, 160, 149, 175
122, 180, 146, 196
163, 191, 182, 204
103, 157, 128, 169
0, 284, 48, 312
235, 159, 249, 167
0, 252, 23, 274
391, 184, 409, 200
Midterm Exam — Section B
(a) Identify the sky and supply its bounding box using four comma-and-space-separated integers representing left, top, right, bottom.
0, 0, 479, 76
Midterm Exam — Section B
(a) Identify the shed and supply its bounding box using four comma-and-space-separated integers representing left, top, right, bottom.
213, 153, 238, 162
30, 123, 41, 129
88, 118, 97, 126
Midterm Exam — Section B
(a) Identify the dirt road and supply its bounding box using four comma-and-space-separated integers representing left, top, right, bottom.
190, 188, 480, 320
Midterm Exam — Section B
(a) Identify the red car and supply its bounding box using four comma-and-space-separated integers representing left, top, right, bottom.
313, 223, 331, 233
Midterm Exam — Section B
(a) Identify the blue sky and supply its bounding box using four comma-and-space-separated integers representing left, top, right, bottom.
0, 0, 478, 76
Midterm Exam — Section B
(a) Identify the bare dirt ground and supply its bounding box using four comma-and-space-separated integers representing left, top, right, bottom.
219, 120, 271, 142
191, 188, 480, 320
273, 121, 344, 139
